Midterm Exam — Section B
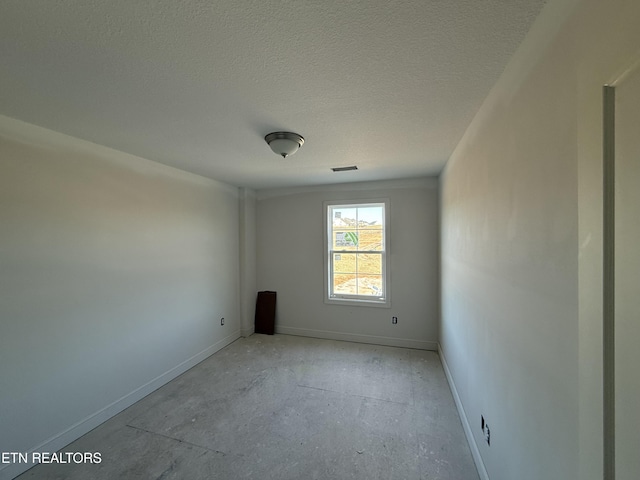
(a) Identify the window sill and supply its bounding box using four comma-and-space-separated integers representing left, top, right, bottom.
324, 296, 391, 308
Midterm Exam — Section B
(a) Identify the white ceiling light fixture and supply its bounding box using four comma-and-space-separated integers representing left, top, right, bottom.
265, 132, 305, 158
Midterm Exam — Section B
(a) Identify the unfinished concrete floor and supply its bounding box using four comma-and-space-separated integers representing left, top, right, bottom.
18, 334, 479, 480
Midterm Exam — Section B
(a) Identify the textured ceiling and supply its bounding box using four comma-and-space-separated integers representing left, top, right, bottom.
0, 0, 547, 190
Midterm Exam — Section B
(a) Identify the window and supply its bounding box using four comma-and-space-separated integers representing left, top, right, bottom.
324, 200, 390, 307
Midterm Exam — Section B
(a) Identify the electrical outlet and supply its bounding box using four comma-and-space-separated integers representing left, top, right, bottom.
221, 317, 225, 326
392, 316, 398, 324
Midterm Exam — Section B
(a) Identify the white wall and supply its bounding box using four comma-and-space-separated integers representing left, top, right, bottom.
614, 60, 640, 480
256, 178, 439, 350
439, 0, 640, 479
0, 116, 241, 480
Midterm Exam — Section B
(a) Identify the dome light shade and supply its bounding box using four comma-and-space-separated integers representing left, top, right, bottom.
265, 132, 304, 158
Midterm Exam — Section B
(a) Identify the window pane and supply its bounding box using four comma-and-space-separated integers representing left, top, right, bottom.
332, 207, 357, 228
333, 231, 358, 250
333, 253, 356, 273
357, 253, 382, 275
357, 275, 383, 296
358, 230, 383, 251
356, 206, 383, 227
333, 273, 357, 294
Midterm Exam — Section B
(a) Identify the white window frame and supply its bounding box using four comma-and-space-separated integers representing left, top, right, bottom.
323, 199, 391, 308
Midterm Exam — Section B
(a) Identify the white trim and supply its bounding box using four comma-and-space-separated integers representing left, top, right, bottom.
241, 326, 255, 337
438, 342, 489, 480
0, 330, 241, 480
276, 326, 437, 351
323, 295, 390, 308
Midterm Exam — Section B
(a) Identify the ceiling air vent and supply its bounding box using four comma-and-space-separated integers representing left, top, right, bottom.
331, 165, 358, 172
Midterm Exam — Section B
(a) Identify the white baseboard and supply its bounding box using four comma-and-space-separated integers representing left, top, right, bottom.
276, 326, 437, 351
0, 330, 241, 480
438, 343, 489, 480
241, 326, 255, 337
